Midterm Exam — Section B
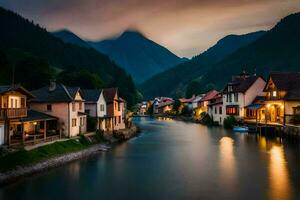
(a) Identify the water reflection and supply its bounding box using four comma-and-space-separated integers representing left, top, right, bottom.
268, 145, 291, 200
219, 137, 236, 191
1, 118, 300, 200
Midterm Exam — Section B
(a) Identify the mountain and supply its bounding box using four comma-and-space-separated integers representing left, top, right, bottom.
140, 31, 266, 99
52, 29, 91, 48
88, 31, 185, 83
0, 7, 140, 107
199, 12, 300, 90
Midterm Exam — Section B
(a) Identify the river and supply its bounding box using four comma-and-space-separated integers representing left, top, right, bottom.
1, 117, 300, 200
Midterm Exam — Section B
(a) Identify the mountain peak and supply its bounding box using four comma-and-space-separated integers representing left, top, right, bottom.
119, 30, 146, 39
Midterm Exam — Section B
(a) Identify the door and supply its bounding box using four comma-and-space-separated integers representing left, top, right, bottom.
0, 125, 4, 145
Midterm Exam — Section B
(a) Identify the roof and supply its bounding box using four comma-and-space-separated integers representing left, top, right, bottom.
201, 90, 219, 102
158, 100, 174, 108
224, 76, 262, 93
20, 110, 57, 122
81, 89, 102, 102
265, 72, 300, 100
30, 83, 82, 103
179, 95, 196, 103
245, 103, 264, 110
192, 94, 205, 103
0, 84, 34, 98
103, 88, 118, 103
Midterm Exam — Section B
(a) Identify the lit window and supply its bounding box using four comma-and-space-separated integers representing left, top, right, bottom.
72, 118, 77, 127
272, 91, 277, 97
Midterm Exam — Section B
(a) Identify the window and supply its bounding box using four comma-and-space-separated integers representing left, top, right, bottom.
15, 99, 18, 108
226, 106, 239, 115
219, 107, 222, 114
234, 93, 238, 102
118, 103, 120, 111
100, 104, 104, 111
114, 117, 117, 125
215, 107, 217, 114
72, 118, 77, 127
227, 94, 232, 102
10, 99, 13, 108
115, 103, 117, 110
72, 103, 76, 112
272, 91, 277, 97
293, 107, 300, 115
47, 104, 52, 111
118, 116, 121, 123
85, 109, 90, 115
79, 102, 82, 110
21, 98, 25, 108
228, 85, 233, 92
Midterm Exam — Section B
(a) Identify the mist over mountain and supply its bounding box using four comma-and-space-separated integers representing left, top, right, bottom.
88, 31, 186, 83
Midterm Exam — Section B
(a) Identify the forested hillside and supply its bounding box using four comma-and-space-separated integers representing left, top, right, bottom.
0, 7, 141, 107
140, 31, 265, 99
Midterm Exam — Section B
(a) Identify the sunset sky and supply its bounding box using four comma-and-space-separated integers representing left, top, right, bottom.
1, 0, 300, 58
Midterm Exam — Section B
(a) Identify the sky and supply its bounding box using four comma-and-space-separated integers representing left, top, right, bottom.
1, 0, 300, 58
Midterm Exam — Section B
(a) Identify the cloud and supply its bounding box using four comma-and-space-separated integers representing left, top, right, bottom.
1, 0, 300, 57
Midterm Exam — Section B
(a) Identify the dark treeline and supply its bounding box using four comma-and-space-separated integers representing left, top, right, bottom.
0, 7, 141, 107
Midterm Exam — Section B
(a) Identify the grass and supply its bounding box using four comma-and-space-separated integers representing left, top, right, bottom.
0, 139, 91, 173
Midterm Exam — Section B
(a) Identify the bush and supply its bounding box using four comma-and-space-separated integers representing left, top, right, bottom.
87, 117, 97, 132
201, 113, 219, 126
223, 116, 238, 129
181, 105, 192, 116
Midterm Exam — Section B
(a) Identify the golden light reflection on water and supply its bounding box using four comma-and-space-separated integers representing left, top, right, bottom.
219, 137, 236, 189
268, 145, 291, 200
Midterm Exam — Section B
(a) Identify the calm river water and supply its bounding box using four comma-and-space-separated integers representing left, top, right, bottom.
1, 117, 300, 200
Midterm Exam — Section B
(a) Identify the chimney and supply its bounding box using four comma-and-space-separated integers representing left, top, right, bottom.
49, 79, 56, 92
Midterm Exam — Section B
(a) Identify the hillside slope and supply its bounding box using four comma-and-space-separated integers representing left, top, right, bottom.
52, 30, 91, 49
140, 31, 266, 99
89, 31, 185, 83
0, 7, 139, 106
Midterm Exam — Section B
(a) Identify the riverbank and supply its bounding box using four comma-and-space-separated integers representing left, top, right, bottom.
0, 125, 140, 186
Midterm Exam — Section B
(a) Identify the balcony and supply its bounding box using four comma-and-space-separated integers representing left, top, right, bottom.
0, 108, 27, 119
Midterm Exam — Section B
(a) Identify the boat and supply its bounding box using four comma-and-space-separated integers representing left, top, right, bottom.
233, 126, 249, 132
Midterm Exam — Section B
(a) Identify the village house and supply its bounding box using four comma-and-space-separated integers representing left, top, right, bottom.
81, 89, 108, 132
0, 85, 59, 147
192, 94, 205, 110
29, 81, 87, 138
153, 97, 173, 114
179, 95, 196, 111
138, 101, 148, 115
207, 93, 224, 125
195, 90, 219, 114
245, 72, 300, 127
102, 88, 126, 132
222, 71, 266, 123
157, 99, 174, 115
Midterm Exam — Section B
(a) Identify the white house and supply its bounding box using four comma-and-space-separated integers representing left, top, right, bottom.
82, 89, 108, 132
221, 71, 266, 123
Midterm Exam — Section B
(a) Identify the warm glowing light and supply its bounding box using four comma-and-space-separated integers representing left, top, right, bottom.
266, 104, 271, 108
268, 145, 291, 200
219, 137, 236, 191
33, 122, 37, 125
